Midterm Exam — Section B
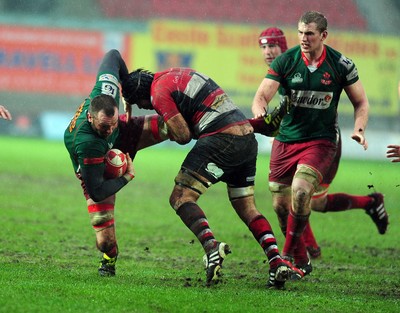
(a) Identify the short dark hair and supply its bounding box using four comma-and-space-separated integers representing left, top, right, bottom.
299, 11, 328, 33
89, 94, 117, 118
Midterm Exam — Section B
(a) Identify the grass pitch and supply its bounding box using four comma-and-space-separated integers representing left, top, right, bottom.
0, 136, 399, 313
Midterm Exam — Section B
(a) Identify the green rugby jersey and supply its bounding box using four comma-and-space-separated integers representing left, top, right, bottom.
64, 67, 121, 174
267, 45, 359, 143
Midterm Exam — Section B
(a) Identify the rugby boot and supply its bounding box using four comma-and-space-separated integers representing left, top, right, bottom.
365, 193, 389, 234
98, 253, 117, 277
203, 242, 231, 285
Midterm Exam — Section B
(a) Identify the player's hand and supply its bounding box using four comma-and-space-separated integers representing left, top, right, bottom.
253, 107, 267, 119
123, 153, 135, 181
0, 105, 12, 120
386, 144, 400, 162
351, 132, 368, 150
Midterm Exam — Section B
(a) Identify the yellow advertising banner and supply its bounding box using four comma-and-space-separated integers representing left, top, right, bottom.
325, 31, 399, 115
128, 20, 399, 116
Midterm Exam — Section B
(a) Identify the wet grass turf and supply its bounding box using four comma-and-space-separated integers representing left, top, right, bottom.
1, 136, 399, 312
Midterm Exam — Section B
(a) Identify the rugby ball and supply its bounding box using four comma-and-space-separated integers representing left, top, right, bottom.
104, 149, 127, 179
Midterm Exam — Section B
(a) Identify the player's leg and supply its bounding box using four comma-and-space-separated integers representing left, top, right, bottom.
311, 134, 389, 234
169, 169, 217, 253
115, 114, 168, 157
86, 195, 118, 276
306, 135, 341, 258
303, 186, 330, 258
311, 135, 341, 217
301, 221, 321, 258
225, 134, 300, 289
136, 114, 170, 149
268, 140, 296, 238
282, 167, 316, 260
268, 140, 315, 279
229, 188, 298, 289
269, 183, 291, 235
169, 165, 229, 286
312, 190, 389, 234
269, 183, 313, 278
282, 140, 337, 272
169, 136, 235, 285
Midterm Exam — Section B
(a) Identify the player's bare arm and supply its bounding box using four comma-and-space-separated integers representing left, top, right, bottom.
165, 113, 192, 145
252, 78, 280, 118
345, 80, 369, 150
0, 105, 12, 120
136, 114, 169, 150
386, 145, 400, 162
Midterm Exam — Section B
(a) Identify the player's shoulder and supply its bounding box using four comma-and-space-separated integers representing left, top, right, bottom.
325, 45, 355, 69
325, 45, 358, 84
73, 121, 95, 141
65, 120, 104, 154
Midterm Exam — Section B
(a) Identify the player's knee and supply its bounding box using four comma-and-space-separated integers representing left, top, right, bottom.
292, 185, 313, 215
88, 203, 115, 231
169, 186, 202, 211
293, 187, 308, 203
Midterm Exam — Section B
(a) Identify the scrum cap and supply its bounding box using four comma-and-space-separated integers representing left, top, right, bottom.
258, 27, 288, 52
121, 69, 154, 105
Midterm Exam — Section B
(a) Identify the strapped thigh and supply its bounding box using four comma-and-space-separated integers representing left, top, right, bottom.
312, 183, 329, 199
174, 167, 211, 195
228, 186, 254, 201
269, 182, 291, 196
294, 164, 321, 190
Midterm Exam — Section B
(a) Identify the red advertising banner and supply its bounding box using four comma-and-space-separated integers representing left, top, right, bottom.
0, 25, 124, 96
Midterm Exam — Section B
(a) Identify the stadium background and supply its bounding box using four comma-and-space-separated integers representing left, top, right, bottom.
0, 0, 399, 159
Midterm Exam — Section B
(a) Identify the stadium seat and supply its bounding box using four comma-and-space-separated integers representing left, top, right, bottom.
96, 0, 367, 31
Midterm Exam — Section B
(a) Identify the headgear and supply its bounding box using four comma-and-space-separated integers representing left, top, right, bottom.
258, 27, 288, 52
